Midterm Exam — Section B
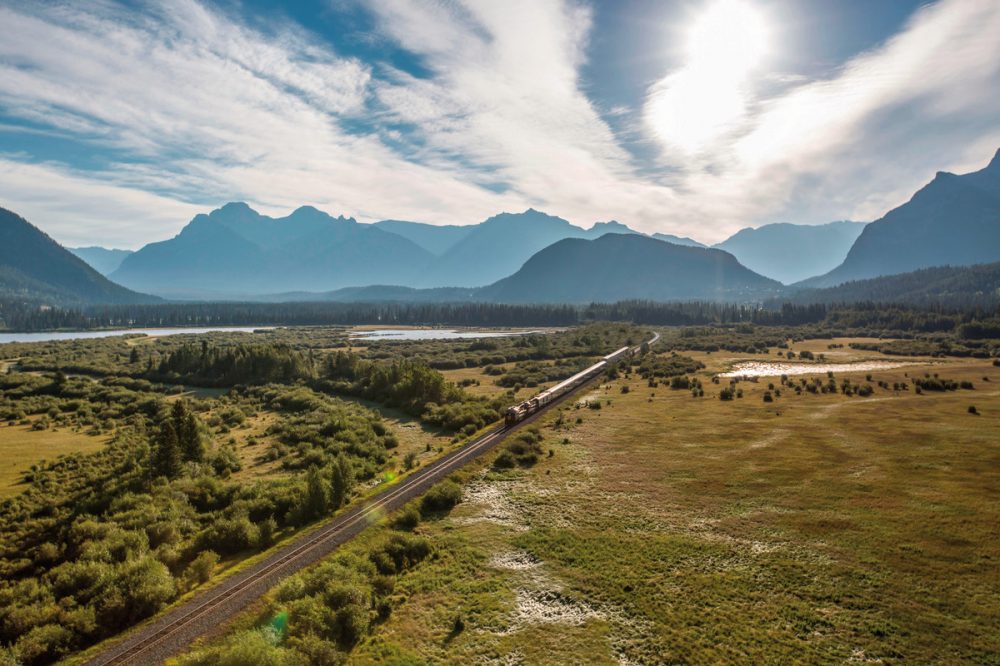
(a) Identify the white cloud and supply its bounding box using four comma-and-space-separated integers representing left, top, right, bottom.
643, 0, 1000, 239
0, 158, 203, 249
0, 0, 998, 248
0, 0, 520, 243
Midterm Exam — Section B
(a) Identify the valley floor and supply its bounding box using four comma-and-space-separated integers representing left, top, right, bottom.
337, 345, 1000, 663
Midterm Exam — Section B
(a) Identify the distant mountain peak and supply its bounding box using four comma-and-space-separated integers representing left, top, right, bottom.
985, 147, 1000, 170
589, 220, 633, 233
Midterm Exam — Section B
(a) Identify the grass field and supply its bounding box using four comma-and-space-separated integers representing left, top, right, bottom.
0, 422, 108, 497
345, 341, 1000, 664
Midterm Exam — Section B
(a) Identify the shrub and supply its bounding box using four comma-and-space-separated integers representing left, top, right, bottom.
493, 449, 516, 469
420, 480, 463, 514
762, 391, 773, 403
969, 405, 978, 414
393, 504, 421, 531
185, 550, 219, 586
369, 533, 432, 575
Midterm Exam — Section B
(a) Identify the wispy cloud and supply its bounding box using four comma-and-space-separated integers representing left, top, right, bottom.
644, 0, 1000, 234
0, 0, 998, 247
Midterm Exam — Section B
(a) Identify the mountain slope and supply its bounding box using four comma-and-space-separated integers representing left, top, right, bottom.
372, 220, 473, 255
713, 221, 866, 284
414, 210, 646, 287
652, 233, 705, 248
479, 233, 781, 303
0, 207, 154, 304
111, 203, 435, 298
801, 149, 1000, 288
785, 262, 1000, 307
416, 210, 588, 288
69, 247, 134, 275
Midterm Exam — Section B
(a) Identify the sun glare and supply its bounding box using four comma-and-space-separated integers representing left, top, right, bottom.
648, 0, 772, 154
686, 0, 770, 80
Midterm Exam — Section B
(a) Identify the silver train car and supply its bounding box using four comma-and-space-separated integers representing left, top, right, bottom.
504, 345, 631, 427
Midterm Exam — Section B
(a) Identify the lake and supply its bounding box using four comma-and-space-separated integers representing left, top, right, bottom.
0, 327, 269, 345
350, 328, 543, 341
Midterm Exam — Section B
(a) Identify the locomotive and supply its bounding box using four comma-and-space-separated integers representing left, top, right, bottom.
503, 345, 632, 427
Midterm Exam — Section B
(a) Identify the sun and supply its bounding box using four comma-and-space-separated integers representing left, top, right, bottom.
686, 0, 770, 81
647, 0, 772, 154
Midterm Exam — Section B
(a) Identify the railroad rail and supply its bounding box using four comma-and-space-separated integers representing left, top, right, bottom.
85, 331, 659, 665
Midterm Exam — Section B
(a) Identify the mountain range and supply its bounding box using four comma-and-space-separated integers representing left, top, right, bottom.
478, 233, 782, 303
110, 203, 434, 299
6, 146, 1000, 308
69, 246, 134, 275
0, 207, 153, 305
712, 221, 866, 284
801, 149, 1000, 288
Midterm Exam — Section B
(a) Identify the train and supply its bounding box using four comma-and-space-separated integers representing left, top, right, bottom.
503, 345, 632, 427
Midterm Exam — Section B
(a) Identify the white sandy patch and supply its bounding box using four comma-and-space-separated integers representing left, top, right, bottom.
720, 360, 922, 378
504, 588, 604, 632
490, 550, 542, 571
455, 477, 528, 531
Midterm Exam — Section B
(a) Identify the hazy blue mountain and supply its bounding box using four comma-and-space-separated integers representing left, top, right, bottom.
372, 220, 473, 255
587, 220, 642, 238
479, 233, 781, 303
69, 246, 134, 275
713, 221, 866, 284
784, 262, 1000, 307
415, 210, 645, 287
652, 233, 706, 248
800, 149, 1000, 288
0, 207, 154, 304
111, 203, 435, 299
416, 209, 586, 287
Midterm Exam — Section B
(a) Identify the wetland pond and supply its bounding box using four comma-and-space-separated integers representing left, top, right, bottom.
720, 360, 922, 378
349, 328, 544, 341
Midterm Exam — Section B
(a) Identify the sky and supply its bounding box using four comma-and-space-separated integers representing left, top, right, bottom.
1, 0, 999, 249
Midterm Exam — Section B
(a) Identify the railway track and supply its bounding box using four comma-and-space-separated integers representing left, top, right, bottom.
85, 332, 659, 665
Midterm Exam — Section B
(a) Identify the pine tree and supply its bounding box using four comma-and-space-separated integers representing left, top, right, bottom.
330, 456, 354, 509
172, 400, 205, 462
153, 421, 183, 479
304, 466, 330, 520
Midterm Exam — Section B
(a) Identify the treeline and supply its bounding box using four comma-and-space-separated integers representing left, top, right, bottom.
319, 352, 504, 434
0, 299, 817, 331
152, 342, 316, 387
4, 298, 1000, 348
150, 343, 503, 435
779, 262, 1000, 308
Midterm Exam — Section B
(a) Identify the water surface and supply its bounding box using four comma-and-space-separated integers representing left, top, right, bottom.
350, 328, 542, 341
0, 327, 269, 345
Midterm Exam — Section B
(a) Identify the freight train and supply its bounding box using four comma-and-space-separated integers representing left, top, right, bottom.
503, 345, 632, 427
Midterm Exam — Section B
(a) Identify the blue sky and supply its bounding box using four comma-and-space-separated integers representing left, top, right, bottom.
1, 0, 998, 248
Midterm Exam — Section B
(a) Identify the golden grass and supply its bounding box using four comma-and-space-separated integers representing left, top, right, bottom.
0, 423, 108, 497
351, 341, 1000, 664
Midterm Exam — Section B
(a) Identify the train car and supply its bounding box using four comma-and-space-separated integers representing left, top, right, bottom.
602, 346, 630, 363
503, 341, 647, 427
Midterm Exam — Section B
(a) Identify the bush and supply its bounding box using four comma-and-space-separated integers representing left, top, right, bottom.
369, 533, 432, 575
393, 504, 421, 530
762, 391, 773, 403
420, 480, 462, 514
185, 550, 219, 586
969, 405, 978, 414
